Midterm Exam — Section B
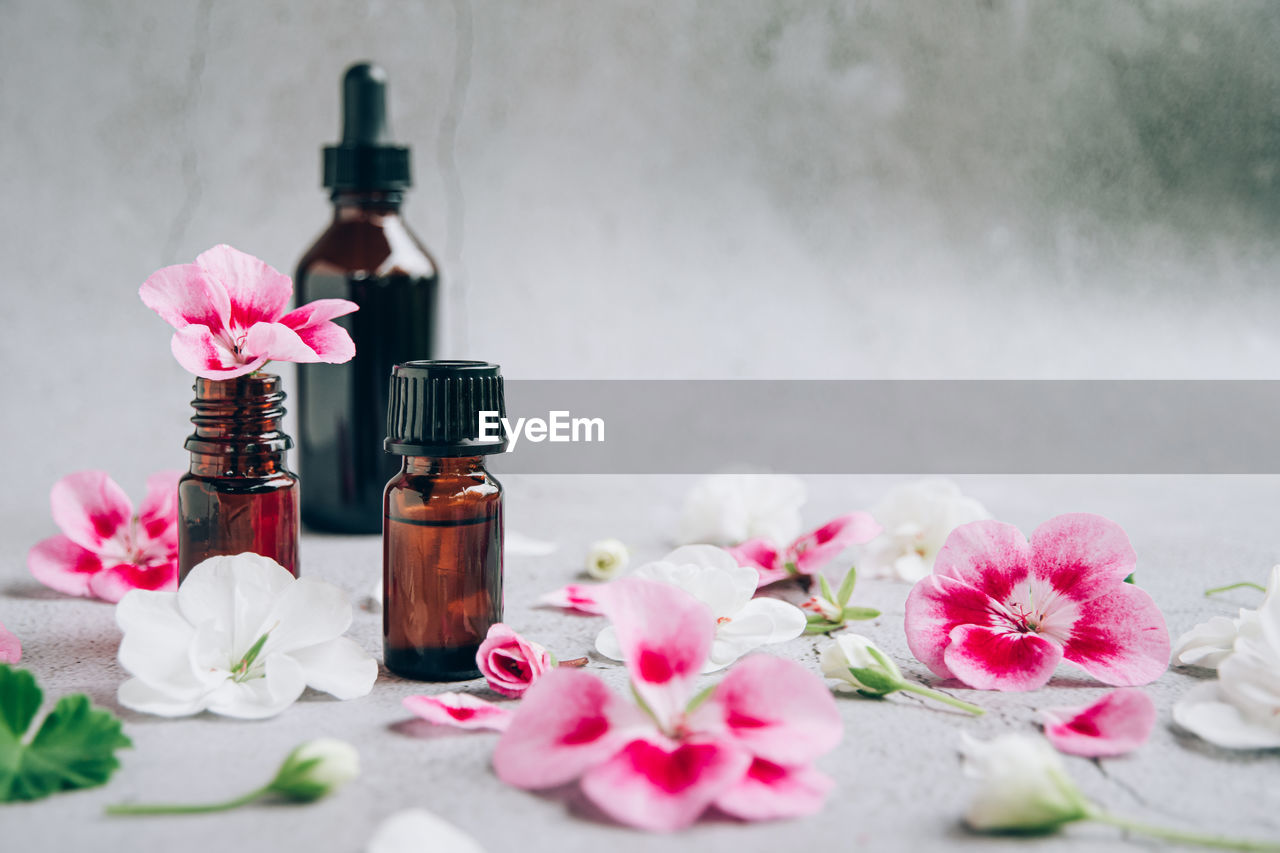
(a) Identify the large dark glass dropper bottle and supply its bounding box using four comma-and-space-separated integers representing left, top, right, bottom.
297, 62, 440, 533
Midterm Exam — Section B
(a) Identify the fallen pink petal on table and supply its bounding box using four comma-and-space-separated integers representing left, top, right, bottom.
1041, 688, 1156, 757
403, 693, 514, 732
0, 620, 20, 664
536, 583, 605, 615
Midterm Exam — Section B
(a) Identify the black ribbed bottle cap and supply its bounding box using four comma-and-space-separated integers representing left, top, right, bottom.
323, 62, 411, 194
385, 361, 508, 456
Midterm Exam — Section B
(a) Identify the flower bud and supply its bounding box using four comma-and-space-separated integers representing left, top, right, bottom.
585, 539, 629, 581
819, 634, 902, 697
960, 734, 1089, 832
268, 738, 359, 802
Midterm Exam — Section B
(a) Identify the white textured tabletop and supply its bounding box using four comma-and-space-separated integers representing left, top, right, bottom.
1, 474, 1277, 851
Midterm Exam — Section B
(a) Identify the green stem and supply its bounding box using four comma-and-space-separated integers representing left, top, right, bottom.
1204, 581, 1266, 597
1089, 809, 1280, 852
896, 681, 985, 716
105, 786, 268, 816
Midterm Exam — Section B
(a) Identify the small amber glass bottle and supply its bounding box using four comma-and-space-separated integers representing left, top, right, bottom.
383, 361, 507, 680
178, 373, 300, 581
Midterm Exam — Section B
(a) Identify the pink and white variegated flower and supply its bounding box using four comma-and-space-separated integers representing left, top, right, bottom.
729, 512, 882, 589
403, 693, 514, 732
493, 578, 842, 832
1041, 689, 1156, 757
28, 470, 182, 603
536, 583, 604, 615
904, 514, 1170, 692
140, 244, 358, 380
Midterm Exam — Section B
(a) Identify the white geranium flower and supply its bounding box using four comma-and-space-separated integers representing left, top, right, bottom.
585, 538, 629, 581
1174, 565, 1280, 749
116, 553, 378, 719
859, 479, 990, 582
959, 734, 1089, 832
676, 474, 805, 546
1172, 611, 1256, 669
368, 809, 486, 853
594, 545, 805, 672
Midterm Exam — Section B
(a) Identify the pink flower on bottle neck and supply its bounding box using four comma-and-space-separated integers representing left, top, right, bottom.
904, 514, 1170, 692
27, 470, 183, 603
728, 512, 882, 589
476, 624, 554, 698
140, 244, 358, 380
493, 578, 843, 832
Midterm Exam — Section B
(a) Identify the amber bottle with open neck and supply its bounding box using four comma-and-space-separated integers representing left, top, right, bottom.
383, 361, 506, 681
297, 62, 439, 534
178, 374, 299, 580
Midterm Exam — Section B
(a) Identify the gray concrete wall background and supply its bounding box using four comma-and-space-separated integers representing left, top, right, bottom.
1, 1, 1279, 515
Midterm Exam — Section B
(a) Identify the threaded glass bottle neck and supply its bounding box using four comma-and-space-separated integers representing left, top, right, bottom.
402, 456, 486, 476
185, 373, 293, 477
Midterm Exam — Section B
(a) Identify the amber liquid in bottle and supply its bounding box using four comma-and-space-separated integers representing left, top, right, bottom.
383, 456, 502, 680
297, 192, 439, 534
178, 374, 300, 580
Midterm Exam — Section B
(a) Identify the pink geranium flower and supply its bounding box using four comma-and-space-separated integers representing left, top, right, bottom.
728, 512, 882, 588
493, 578, 842, 832
476, 624, 554, 698
28, 471, 182, 603
0, 621, 20, 664
1041, 689, 1156, 757
536, 583, 604, 615
403, 693, 514, 732
904, 514, 1170, 692
140, 244, 358, 380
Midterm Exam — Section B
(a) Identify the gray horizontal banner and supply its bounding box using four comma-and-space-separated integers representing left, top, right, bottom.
481, 381, 1280, 474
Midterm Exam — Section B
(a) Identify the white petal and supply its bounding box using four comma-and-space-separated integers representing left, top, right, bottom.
205, 653, 306, 719
1173, 681, 1280, 749
891, 552, 929, 583
704, 599, 806, 671
594, 625, 623, 662
118, 677, 209, 717
177, 553, 295, 652
288, 637, 378, 700
116, 590, 203, 691
631, 555, 755, 619
259, 577, 354, 656
1172, 616, 1240, 669
367, 809, 486, 853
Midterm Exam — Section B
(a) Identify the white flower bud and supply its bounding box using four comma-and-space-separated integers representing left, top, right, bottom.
585, 539, 629, 581
960, 734, 1089, 832
819, 634, 901, 696
269, 738, 360, 802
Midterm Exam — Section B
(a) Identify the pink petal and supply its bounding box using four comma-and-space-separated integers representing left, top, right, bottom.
1042, 688, 1156, 757
136, 470, 182, 551
905, 574, 1005, 681
49, 471, 133, 552
579, 735, 751, 832
0, 621, 22, 664
599, 578, 714, 727
27, 535, 102, 597
942, 624, 1064, 691
714, 759, 833, 821
87, 561, 178, 603
170, 325, 265, 379
403, 693, 514, 732
727, 538, 780, 572
139, 262, 231, 334
932, 520, 1033, 604
477, 623, 553, 698
752, 565, 792, 588
712, 655, 842, 764
292, 320, 356, 364
537, 583, 605, 615
493, 669, 637, 789
241, 322, 324, 364
787, 512, 882, 574
278, 298, 359, 329
1029, 513, 1137, 604
195, 244, 292, 327
1060, 584, 1170, 686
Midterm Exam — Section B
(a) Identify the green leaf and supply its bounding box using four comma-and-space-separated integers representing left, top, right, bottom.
0, 665, 131, 803
846, 667, 899, 696
818, 573, 837, 605
1123, 572, 1135, 585
803, 622, 844, 635
842, 606, 880, 621
836, 566, 858, 608
685, 684, 717, 714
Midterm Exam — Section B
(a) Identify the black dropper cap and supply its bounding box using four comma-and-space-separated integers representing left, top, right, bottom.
385, 361, 508, 456
323, 62, 411, 194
